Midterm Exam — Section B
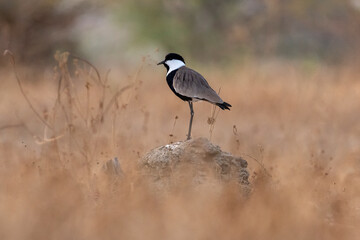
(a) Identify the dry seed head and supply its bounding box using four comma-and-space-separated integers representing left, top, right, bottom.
207, 117, 215, 125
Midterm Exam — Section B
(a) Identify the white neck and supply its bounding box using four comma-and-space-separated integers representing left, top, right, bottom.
166, 59, 185, 76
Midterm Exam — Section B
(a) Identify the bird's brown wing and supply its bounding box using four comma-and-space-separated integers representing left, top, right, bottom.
173, 67, 223, 104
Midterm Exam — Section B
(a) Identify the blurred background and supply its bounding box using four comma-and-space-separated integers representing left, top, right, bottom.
2, 0, 360, 67
1, 1, 360, 239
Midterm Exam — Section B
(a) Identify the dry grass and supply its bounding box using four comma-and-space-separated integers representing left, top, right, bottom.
0, 53, 360, 239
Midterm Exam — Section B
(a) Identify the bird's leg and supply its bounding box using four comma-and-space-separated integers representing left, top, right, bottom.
187, 101, 194, 140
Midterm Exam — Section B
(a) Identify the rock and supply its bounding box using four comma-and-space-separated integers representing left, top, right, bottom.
140, 138, 250, 192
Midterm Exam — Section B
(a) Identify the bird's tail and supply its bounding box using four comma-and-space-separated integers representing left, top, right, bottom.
216, 102, 232, 110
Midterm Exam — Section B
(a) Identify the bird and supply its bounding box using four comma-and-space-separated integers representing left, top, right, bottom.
157, 53, 232, 140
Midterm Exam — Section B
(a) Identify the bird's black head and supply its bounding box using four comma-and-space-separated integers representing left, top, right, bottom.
164, 53, 185, 63
157, 53, 185, 67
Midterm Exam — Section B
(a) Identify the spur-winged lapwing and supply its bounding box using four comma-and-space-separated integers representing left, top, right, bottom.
158, 53, 232, 140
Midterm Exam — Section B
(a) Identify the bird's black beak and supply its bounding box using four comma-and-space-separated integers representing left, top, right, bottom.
157, 60, 165, 65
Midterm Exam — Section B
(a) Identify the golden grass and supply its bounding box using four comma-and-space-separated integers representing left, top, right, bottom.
0, 53, 359, 239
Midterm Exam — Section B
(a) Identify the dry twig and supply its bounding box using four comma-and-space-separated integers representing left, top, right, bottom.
3, 50, 53, 129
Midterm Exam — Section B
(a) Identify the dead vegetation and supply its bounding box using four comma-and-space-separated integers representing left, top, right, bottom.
0, 52, 360, 239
